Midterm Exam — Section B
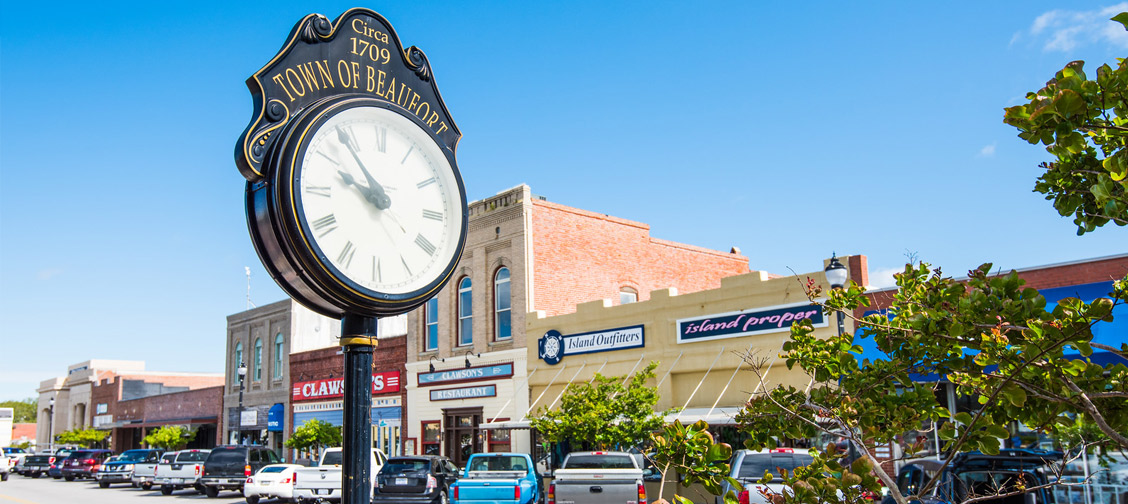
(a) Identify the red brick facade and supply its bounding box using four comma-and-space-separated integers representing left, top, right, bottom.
531, 199, 750, 317
111, 386, 224, 451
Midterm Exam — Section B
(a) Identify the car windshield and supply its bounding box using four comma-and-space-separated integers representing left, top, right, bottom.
322, 451, 343, 466
118, 451, 151, 462
205, 449, 245, 463
69, 451, 94, 459
5, 448, 25, 454
469, 456, 527, 472
737, 453, 815, 479
565, 455, 634, 469
177, 451, 209, 462
382, 459, 429, 474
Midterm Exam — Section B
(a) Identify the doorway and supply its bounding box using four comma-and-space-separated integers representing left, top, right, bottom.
443, 407, 482, 467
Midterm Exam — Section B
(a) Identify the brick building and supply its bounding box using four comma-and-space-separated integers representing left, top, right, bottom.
112, 385, 225, 451
402, 185, 751, 466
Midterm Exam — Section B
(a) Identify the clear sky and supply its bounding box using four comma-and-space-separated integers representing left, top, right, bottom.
2, 1, 1126, 401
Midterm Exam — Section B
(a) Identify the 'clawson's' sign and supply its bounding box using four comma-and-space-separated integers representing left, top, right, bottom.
292, 371, 401, 401
676, 302, 827, 344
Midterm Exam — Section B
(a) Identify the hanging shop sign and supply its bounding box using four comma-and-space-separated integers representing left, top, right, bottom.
417, 363, 513, 386
429, 385, 496, 401
677, 302, 827, 344
537, 325, 644, 365
292, 370, 401, 401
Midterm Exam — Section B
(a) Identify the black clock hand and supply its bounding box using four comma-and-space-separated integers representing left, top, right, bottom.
336, 125, 391, 210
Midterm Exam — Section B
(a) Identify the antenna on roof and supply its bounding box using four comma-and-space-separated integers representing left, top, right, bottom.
245, 266, 256, 309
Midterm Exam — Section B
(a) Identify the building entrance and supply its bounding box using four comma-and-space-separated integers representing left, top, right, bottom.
443, 407, 482, 467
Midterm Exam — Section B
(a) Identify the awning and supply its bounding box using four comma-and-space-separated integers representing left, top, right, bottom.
663, 407, 743, 426
480, 420, 531, 430
267, 403, 285, 432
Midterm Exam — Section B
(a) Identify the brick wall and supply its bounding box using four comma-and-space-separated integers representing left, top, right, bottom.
531, 199, 750, 317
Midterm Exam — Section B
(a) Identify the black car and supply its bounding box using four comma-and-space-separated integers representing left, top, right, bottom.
373, 455, 460, 504
200, 445, 281, 498
883, 449, 1063, 504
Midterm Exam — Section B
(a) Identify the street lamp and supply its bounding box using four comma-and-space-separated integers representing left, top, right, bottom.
48, 396, 55, 452
428, 356, 444, 373
463, 351, 480, 369
824, 253, 848, 336
237, 361, 247, 445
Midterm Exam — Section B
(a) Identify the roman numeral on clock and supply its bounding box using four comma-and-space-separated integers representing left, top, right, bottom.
422, 209, 443, 221
312, 214, 337, 238
401, 255, 413, 276
338, 241, 355, 268
414, 234, 437, 256
416, 177, 436, 189
374, 126, 387, 153
306, 185, 331, 197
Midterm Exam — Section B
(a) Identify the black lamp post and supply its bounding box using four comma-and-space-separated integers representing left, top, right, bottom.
48, 396, 55, 452
463, 351, 480, 368
429, 355, 444, 373
824, 253, 848, 336
237, 361, 247, 444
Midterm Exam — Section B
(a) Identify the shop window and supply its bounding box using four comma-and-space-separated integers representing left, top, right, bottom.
620, 287, 638, 304
489, 418, 511, 452
273, 333, 284, 380
425, 297, 439, 351
422, 421, 441, 456
253, 338, 263, 382
494, 267, 511, 341
458, 277, 472, 346
234, 342, 244, 385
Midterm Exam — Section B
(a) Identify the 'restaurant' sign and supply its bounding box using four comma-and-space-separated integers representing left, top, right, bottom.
292, 371, 401, 401
677, 302, 826, 344
417, 363, 512, 386
429, 385, 496, 401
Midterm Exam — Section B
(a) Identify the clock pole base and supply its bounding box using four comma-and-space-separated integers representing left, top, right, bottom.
341, 313, 376, 504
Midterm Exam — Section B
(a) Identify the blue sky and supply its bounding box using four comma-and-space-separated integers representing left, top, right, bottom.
2, 1, 1126, 401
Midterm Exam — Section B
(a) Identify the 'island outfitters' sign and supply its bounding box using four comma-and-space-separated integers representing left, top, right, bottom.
538, 325, 645, 365
677, 302, 826, 344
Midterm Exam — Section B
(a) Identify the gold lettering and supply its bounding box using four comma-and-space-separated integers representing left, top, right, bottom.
349, 61, 361, 89
285, 68, 306, 97
407, 92, 420, 112
424, 110, 439, 128
435, 122, 449, 135
376, 70, 387, 96
315, 60, 336, 88
337, 59, 352, 88
352, 18, 364, 34
398, 84, 410, 107
366, 65, 376, 93
298, 62, 322, 92
416, 101, 431, 122
271, 74, 295, 102
384, 77, 397, 102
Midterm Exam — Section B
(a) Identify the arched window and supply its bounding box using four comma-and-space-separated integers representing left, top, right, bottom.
458, 277, 473, 346
273, 333, 284, 380
424, 297, 439, 351
620, 287, 638, 304
494, 267, 511, 340
234, 342, 244, 384
253, 338, 263, 381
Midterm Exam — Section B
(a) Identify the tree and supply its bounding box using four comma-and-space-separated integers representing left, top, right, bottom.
649, 420, 738, 504
56, 428, 109, 448
0, 398, 37, 423
529, 362, 665, 451
284, 419, 341, 459
1002, 14, 1128, 234
142, 425, 196, 450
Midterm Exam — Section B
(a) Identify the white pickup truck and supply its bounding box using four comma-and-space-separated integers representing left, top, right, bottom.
0, 447, 10, 482
292, 447, 387, 503
153, 449, 211, 495
550, 451, 648, 504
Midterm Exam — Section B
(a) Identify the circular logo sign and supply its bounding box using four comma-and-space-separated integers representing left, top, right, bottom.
538, 330, 565, 365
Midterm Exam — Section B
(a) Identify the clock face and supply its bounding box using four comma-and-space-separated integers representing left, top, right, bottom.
292, 104, 463, 297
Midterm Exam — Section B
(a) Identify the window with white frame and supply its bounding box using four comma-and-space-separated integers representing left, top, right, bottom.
458, 277, 473, 346
494, 267, 511, 340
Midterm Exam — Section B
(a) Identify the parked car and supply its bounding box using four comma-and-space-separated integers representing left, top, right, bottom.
3, 447, 27, 473
717, 448, 815, 504
244, 463, 303, 504
154, 448, 211, 495
882, 449, 1063, 504
48, 447, 77, 479
292, 447, 387, 502
200, 445, 281, 498
95, 448, 163, 488
373, 455, 460, 504
0, 448, 10, 482
550, 451, 647, 504
452, 453, 541, 504
61, 449, 114, 481
19, 452, 51, 478
133, 450, 172, 489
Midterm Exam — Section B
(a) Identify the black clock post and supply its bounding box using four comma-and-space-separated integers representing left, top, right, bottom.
237, 10, 467, 504
340, 315, 377, 504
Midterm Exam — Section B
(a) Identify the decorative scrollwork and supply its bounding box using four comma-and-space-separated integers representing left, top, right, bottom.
266, 99, 288, 122
300, 14, 333, 43
406, 46, 431, 82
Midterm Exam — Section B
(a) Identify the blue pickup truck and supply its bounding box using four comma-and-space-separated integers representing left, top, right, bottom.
451, 453, 541, 504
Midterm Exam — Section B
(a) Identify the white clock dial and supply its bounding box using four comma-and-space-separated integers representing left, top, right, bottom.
295, 105, 462, 296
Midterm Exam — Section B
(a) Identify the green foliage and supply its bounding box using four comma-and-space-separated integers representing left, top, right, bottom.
530, 362, 664, 451
650, 420, 740, 504
0, 398, 37, 423
1003, 16, 1128, 234
284, 419, 341, 456
142, 425, 196, 450
56, 428, 109, 448
738, 265, 1128, 504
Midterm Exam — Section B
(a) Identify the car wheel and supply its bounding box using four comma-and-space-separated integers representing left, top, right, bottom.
439, 490, 449, 504
65, 475, 75, 482
205, 485, 219, 498
161, 485, 173, 495
32, 472, 41, 479
195, 483, 206, 494
132, 482, 138, 488
99, 481, 110, 488
1, 473, 8, 482
247, 496, 260, 504
142, 482, 152, 490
